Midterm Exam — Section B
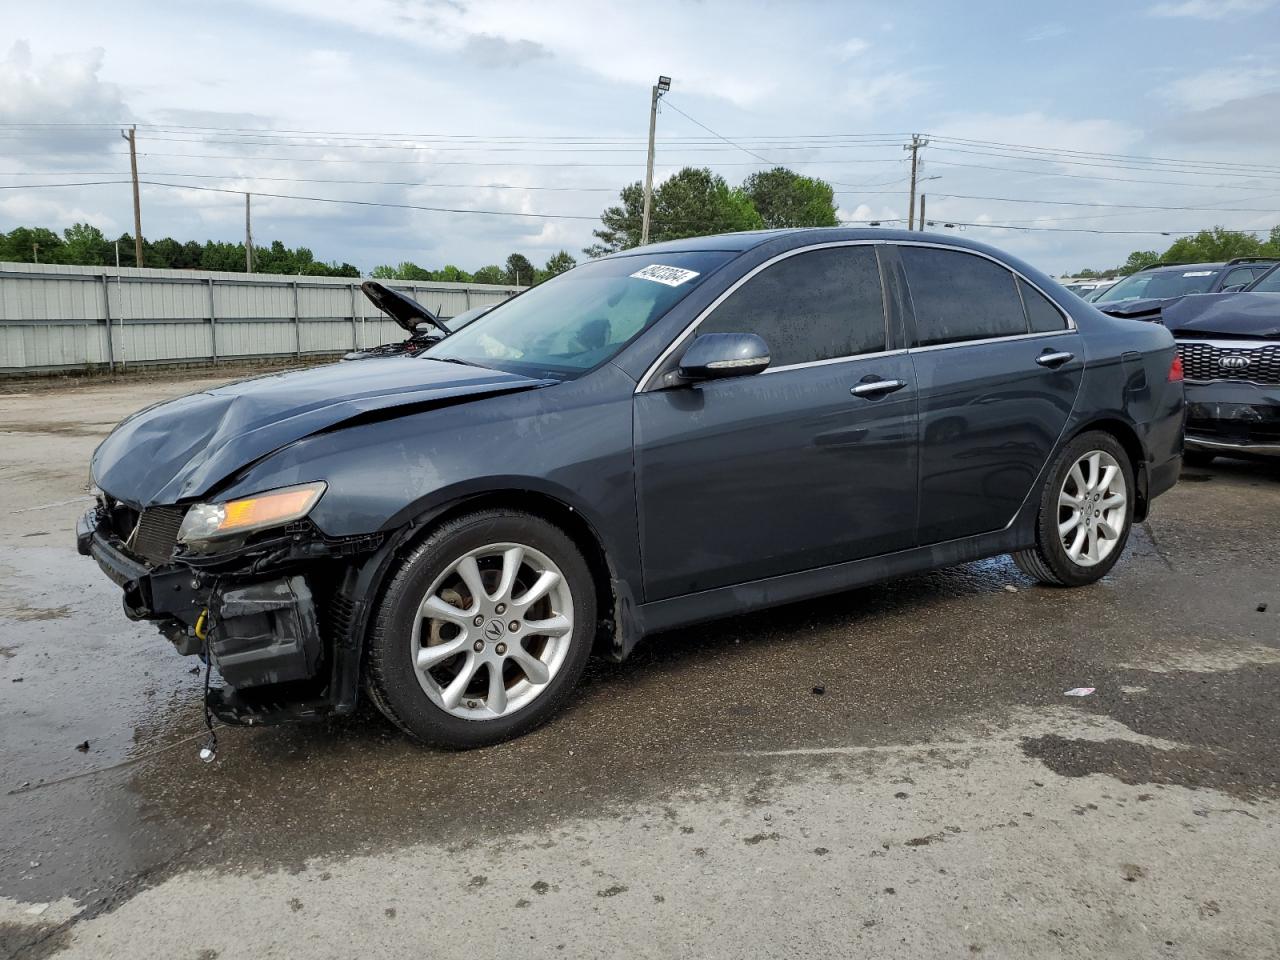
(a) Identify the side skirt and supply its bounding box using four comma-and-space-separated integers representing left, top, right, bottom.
635, 526, 1031, 637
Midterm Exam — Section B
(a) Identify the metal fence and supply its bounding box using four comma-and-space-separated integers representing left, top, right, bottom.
0, 262, 523, 375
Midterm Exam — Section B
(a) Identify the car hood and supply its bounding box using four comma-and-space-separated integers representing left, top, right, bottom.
1160, 292, 1280, 338
92, 358, 553, 507
1100, 291, 1280, 337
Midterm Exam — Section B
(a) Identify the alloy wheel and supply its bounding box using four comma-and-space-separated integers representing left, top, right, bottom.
410, 542, 574, 720
1057, 450, 1127, 568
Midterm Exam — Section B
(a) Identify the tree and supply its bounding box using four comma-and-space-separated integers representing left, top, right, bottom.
741, 168, 838, 229
585, 167, 764, 257
543, 250, 576, 279
61, 223, 111, 265
471, 265, 506, 284
1161, 227, 1264, 264
505, 253, 536, 286
1121, 250, 1160, 273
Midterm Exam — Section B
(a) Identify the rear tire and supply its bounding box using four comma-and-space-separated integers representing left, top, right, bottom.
366, 509, 596, 749
1013, 431, 1135, 587
1182, 449, 1216, 469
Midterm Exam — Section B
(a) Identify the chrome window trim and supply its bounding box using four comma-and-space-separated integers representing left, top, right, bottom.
909, 328, 1075, 354
762, 348, 908, 375
634, 238, 1076, 394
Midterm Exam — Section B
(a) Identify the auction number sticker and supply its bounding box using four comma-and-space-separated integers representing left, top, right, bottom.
1182, 271, 1213, 277
630, 264, 700, 286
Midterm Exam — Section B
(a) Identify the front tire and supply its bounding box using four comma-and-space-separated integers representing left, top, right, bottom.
366, 509, 596, 749
1013, 431, 1135, 587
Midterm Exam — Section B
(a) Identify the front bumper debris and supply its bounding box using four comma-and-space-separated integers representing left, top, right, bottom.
1184, 380, 1280, 458
77, 503, 373, 726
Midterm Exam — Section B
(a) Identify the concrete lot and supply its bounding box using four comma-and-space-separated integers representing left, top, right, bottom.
1, 372, 1278, 960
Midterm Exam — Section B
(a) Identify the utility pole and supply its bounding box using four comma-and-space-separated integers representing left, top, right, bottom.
32, 242, 39, 263
919, 194, 927, 231
640, 75, 672, 246
114, 240, 120, 268
121, 125, 144, 267
904, 133, 929, 231
245, 193, 253, 272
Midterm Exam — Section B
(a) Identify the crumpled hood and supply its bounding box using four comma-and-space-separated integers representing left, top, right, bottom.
1098, 292, 1280, 337
1159, 292, 1280, 339
92, 358, 551, 506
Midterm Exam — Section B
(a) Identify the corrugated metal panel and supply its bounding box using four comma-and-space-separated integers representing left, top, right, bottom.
0, 262, 523, 373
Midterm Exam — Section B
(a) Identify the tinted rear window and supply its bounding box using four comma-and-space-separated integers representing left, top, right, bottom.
900, 247, 1028, 346
1019, 279, 1068, 333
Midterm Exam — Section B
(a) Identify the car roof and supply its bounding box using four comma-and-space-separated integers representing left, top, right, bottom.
603, 226, 1023, 259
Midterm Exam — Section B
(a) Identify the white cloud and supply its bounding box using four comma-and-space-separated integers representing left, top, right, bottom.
1164, 65, 1280, 111
1148, 0, 1275, 18
839, 37, 871, 59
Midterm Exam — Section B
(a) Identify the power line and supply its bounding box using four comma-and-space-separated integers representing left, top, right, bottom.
926, 158, 1280, 190
931, 191, 1280, 213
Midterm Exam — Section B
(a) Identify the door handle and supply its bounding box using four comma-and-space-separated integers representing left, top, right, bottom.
1036, 350, 1075, 368
851, 378, 907, 397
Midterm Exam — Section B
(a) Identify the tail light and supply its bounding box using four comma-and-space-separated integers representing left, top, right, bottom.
1168, 354, 1184, 382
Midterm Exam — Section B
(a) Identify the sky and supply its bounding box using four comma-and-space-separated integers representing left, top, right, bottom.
2, 0, 1279, 276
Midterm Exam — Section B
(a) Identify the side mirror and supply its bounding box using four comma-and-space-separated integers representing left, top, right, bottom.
414, 322, 443, 339
677, 333, 771, 381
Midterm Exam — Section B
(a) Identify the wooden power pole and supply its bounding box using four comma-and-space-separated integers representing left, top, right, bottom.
640, 75, 671, 246
904, 133, 929, 231
919, 194, 927, 231
121, 125, 144, 267
245, 193, 253, 272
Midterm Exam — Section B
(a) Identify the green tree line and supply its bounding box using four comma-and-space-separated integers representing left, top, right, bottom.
370, 250, 577, 286
0, 222, 360, 276
1073, 226, 1280, 277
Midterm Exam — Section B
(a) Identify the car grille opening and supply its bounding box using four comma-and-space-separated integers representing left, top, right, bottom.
129, 505, 189, 564
1176, 340, 1280, 385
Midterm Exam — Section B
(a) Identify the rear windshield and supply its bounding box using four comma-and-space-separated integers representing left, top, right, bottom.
1094, 268, 1220, 302
425, 251, 733, 379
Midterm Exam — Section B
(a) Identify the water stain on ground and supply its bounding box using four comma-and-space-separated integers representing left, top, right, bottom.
1022, 660, 1280, 801
0, 603, 72, 622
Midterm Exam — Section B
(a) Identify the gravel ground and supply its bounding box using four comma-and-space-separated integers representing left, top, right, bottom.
1, 371, 1277, 959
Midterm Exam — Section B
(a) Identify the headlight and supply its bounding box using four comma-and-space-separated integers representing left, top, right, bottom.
177, 482, 327, 545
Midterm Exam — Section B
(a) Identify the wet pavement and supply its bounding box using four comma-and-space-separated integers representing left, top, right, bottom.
1, 373, 1278, 959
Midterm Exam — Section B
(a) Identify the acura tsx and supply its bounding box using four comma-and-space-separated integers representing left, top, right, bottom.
78, 228, 1184, 748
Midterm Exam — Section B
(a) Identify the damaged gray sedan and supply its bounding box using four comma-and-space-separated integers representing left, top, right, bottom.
79, 228, 1184, 749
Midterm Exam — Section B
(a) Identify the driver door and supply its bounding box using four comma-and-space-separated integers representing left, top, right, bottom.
633, 244, 919, 601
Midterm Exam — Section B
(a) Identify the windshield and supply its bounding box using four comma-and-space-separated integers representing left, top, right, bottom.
425, 251, 733, 378
1095, 267, 1220, 302
1248, 266, 1280, 293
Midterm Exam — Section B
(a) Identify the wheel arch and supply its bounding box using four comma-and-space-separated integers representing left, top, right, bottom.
1066, 416, 1151, 521
353, 486, 633, 672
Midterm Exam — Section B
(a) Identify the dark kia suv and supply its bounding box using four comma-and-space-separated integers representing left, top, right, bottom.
79, 229, 1185, 748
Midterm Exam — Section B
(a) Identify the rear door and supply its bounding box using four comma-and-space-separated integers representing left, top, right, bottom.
633, 243, 919, 601
891, 244, 1084, 544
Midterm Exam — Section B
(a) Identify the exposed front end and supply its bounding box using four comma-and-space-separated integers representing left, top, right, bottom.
1177, 338, 1280, 459
76, 487, 376, 725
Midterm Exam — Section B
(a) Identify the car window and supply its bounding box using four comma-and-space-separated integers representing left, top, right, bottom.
899, 246, 1028, 346
697, 246, 886, 367
426, 251, 732, 379
1095, 268, 1220, 302
1249, 267, 1280, 293
1221, 266, 1256, 289
1019, 279, 1068, 333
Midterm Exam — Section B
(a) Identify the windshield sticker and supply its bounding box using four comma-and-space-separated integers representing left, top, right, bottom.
630, 264, 700, 287
1182, 271, 1213, 277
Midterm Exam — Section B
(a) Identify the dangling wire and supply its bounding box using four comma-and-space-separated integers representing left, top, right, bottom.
196, 582, 221, 762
